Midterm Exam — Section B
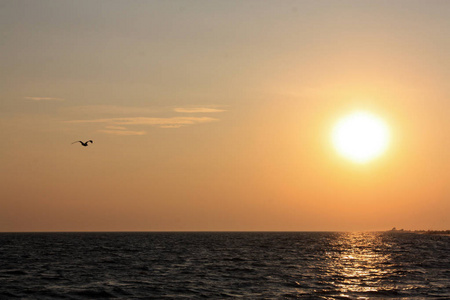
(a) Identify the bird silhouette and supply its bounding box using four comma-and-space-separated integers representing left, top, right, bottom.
72, 140, 93, 146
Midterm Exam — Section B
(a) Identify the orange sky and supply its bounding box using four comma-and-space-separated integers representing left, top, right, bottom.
1, 0, 449, 231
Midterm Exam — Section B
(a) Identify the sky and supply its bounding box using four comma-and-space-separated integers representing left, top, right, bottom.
1, 0, 449, 231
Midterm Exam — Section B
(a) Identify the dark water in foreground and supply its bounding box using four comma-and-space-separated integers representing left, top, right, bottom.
0, 232, 449, 299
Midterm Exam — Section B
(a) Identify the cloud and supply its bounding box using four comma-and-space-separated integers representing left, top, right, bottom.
174, 107, 226, 113
68, 117, 219, 128
99, 129, 147, 136
66, 105, 158, 115
67, 108, 221, 136
25, 97, 64, 101
159, 125, 184, 129
104, 125, 127, 130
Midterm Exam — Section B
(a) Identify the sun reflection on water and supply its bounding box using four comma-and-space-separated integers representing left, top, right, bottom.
323, 232, 397, 298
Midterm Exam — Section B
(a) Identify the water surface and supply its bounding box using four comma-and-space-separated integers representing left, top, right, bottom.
0, 232, 449, 298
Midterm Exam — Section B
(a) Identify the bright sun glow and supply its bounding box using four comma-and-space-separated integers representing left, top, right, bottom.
332, 111, 390, 163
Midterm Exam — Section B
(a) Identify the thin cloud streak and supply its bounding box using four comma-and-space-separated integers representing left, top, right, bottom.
68, 117, 219, 128
174, 107, 226, 113
105, 126, 127, 130
66, 105, 158, 115
25, 97, 64, 101
99, 129, 147, 136
159, 125, 184, 129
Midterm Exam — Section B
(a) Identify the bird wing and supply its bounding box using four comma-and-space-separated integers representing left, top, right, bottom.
88, 140, 93, 143
72, 141, 82, 144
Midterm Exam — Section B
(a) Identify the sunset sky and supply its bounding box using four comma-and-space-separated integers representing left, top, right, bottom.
1, 0, 449, 231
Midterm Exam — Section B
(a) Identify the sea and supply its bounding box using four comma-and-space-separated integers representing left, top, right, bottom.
0, 232, 449, 299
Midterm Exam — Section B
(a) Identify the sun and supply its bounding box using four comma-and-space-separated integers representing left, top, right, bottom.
332, 111, 390, 163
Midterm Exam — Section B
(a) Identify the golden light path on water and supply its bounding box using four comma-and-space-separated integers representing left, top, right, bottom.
326, 233, 393, 297
284, 232, 414, 299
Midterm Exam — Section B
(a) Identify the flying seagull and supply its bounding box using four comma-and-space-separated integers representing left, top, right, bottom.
72, 140, 93, 146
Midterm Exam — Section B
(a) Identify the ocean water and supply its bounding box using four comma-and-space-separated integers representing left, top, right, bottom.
0, 232, 449, 299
